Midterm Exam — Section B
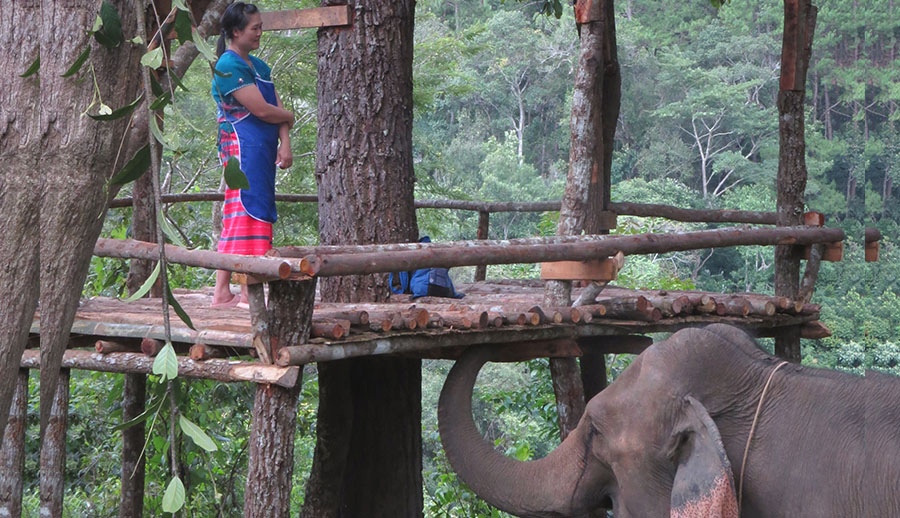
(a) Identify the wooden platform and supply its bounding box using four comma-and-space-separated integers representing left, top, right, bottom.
30, 282, 820, 368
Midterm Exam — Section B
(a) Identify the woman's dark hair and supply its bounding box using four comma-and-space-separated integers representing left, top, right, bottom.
216, 2, 260, 57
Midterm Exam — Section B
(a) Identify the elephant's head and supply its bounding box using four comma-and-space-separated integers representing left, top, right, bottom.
438, 326, 744, 518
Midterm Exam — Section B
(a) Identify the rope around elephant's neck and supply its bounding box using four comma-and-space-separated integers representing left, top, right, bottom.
737, 360, 789, 514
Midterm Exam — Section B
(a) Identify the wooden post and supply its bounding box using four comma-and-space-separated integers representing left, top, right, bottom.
0, 371, 27, 517
474, 211, 490, 282
40, 369, 70, 518
775, 0, 817, 363
119, 373, 146, 518
244, 279, 315, 518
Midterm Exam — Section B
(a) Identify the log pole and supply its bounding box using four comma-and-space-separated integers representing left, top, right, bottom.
110, 194, 780, 225
244, 279, 315, 518
0, 371, 27, 517
243, 383, 302, 518
119, 373, 146, 518
775, 0, 817, 363
474, 211, 490, 282
302, 227, 844, 277
39, 369, 69, 518
95, 238, 301, 280
20, 350, 300, 388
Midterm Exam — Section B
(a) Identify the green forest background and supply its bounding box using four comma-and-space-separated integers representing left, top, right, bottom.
21, 0, 899, 515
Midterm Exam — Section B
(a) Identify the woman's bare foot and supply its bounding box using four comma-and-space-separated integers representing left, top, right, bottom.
211, 293, 241, 308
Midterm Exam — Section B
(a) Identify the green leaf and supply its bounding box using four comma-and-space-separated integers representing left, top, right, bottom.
179, 416, 218, 452
223, 157, 250, 190
161, 476, 186, 513
130, 35, 143, 45
141, 47, 163, 69
61, 47, 91, 78
174, 9, 192, 44
149, 114, 179, 150
21, 56, 40, 78
150, 92, 172, 111
89, 93, 144, 121
151, 76, 164, 96
192, 27, 218, 62
123, 261, 160, 302
112, 396, 164, 431
158, 211, 187, 248
94, 1, 123, 48
152, 342, 179, 381
172, 0, 189, 10
167, 285, 196, 330
169, 71, 190, 92
109, 145, 151, 185
91, 14, 103, 33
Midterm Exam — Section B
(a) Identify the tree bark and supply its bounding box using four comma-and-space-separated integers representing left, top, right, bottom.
40, 369, 70, 518
304, 0, 422, 514
0, 0, 41, 445
775, 0, 817, 363
243, 280, 315, 517
119, 373, 146, 518
0, 371, 28, 517
38, 0, 144, 438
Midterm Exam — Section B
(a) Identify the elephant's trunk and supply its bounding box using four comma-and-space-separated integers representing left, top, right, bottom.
438, 346, 603, 517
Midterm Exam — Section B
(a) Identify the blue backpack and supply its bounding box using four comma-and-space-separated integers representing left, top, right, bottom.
389, 237, 464, 299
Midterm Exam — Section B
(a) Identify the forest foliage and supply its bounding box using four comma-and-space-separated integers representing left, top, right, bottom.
21, 0, 899, 516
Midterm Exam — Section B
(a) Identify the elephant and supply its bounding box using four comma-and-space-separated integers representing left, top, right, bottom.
438, 324, 900, 517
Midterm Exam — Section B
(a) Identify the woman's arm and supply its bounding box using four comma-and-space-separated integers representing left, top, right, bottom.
232, 85, 294, 125
276, 93, 292, 169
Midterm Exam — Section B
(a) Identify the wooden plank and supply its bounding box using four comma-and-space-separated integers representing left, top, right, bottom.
803, 211, 825, 226
260, 6, 352, 31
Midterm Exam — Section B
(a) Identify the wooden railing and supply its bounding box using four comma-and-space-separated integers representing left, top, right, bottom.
109, 192, 788, 280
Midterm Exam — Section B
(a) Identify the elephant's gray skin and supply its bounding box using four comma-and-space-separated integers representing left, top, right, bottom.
438, 324, 900, 517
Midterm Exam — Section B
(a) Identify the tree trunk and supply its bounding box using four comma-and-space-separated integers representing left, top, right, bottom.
40, 370, 70, 518
243, 383, 303, 517
39, 0, 144, 438
244, 279, 315, 517
775, 0, 816, 363
0, 0, 40, 444
304, 0, 422, 515
0, 371, 28, 517
119, 373, 146, 518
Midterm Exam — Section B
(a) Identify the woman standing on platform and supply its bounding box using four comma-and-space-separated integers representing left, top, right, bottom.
210, 2, 294, 307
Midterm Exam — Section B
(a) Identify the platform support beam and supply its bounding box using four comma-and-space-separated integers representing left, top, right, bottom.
0, 370, 28, 517
474, 211, 490, 282
40, 369, 69, 518
244, 279, 315, 518
119, 373, 146, 518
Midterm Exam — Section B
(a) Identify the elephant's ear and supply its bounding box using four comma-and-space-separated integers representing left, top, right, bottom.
666, 396, 739, 518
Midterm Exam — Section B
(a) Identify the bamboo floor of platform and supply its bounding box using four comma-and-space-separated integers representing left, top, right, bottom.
29, 282, 819, 367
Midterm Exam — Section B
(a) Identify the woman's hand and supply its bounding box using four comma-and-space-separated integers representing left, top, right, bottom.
276, 144, 293, 169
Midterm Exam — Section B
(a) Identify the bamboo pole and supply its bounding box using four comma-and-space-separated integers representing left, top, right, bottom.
20, 350, 300, 388
300, 227, 845, 277
94, 238, 302, 280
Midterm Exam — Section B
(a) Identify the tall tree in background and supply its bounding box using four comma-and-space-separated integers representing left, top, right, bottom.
303, 0, 422, 516
775, 0, 817, 362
